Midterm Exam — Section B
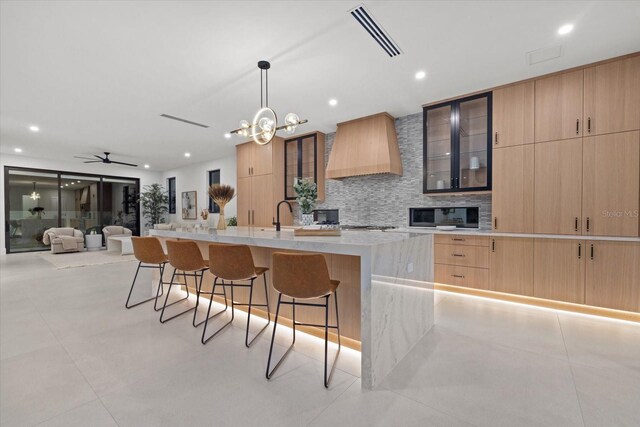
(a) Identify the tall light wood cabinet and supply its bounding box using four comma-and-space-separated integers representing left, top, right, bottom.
582, 131, 640, 237
534, 138, 583, 234
237, 142, 272, 178
585, 241, 640, 312
492, 144, 534, 232
492, 81, 534, 147
489, 237, 534, 296
237, 176, 251, 226
533, 239, 585, 304
535, 69, 584, 142
584, 56, 640, 136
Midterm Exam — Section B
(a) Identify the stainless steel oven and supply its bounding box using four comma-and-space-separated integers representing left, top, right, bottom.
409, 207, 479, 228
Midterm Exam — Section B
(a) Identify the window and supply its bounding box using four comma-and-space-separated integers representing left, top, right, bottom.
167, 177, 176, 214
208, 169, 220, 213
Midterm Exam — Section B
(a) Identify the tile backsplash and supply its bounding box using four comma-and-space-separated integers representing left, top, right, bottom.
314, 112, 493, 229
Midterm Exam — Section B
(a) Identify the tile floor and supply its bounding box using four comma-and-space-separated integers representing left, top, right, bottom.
1, 252, 639, 426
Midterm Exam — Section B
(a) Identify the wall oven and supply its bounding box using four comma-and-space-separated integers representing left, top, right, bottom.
409, 207, 479, 228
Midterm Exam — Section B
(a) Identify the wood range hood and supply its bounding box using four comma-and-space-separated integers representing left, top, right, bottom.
325, 112, 403, 179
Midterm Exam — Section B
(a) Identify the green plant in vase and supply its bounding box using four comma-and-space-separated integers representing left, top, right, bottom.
293, 177, 317, 226
139, 183, 169, 227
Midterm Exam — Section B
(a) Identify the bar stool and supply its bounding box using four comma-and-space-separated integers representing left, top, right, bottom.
266, 253, 341, 388
126, 236, 168, 310
201, 243, 270, 347
161, 240, 227, 326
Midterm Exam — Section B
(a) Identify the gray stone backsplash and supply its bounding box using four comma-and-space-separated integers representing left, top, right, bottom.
311, 112, 492, 230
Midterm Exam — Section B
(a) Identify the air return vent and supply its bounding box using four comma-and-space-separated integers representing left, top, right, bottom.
350, 4, 402, 58
160, 114, 209, 128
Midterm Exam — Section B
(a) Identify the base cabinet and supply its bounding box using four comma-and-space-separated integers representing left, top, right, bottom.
533, 239, 585, 304
585, 241, 640, 312
489, 237, 534, 296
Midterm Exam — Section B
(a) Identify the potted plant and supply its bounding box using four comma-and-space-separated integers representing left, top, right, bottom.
139, 183, 169, 228
293, 177, 317, 226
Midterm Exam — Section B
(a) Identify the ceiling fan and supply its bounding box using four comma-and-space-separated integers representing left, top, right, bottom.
73, 152, 138, 167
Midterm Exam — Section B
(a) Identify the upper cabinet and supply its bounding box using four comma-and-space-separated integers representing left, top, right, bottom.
535, 69, 584, 142
492, 81, 534, 147
284, 132, 325, 201
423, 92, 492, 193
584, 56, 640, 136
237, 141, 272, 178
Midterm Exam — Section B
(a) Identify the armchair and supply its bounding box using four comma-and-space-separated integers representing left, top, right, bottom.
103, 226, 132, 250
43, 227, 85, 254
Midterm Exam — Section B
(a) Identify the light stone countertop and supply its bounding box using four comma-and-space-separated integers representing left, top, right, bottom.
390, 227, 640, 242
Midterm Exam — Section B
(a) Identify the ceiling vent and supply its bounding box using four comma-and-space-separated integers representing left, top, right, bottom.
350, 4, 402, 58
527, 46, 563, 65
160, 114, 209, 128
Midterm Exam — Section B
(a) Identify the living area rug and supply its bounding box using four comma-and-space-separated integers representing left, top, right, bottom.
38, 250, 137, 269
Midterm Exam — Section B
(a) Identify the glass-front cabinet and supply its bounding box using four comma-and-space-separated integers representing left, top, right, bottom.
423, 92, 492, 193
285, 133, 318, 200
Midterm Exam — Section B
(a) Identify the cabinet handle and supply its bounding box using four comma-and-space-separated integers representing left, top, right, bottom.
576, 119, 580, 134
452, 238, 466, 242
587, 117, 591, 133
590, 243, 594, 260
251, 210, 255, 225
248, 210, 251, 224
491, 239, 495, 252
494, 217, 498, 229
586, 217, 590, 233
452, 253, 465, 257
574, 217, 579, 232
578, 243, 582, 259
495, 132, 499, 145
452, 274, 465, 279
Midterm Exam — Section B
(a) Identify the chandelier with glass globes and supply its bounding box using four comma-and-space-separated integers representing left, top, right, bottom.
229, 60, 307, 145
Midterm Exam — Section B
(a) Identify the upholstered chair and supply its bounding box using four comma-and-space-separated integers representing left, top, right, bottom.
103, 225, 133, 250
42, 227, 85, 254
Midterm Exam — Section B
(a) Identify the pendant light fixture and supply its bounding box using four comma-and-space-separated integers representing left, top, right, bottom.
29, 182, 40, 200
229, 60, 307, 145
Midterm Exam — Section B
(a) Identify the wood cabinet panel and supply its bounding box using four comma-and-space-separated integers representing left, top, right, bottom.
534, 138, 583, 234
434, 244, 489, 268
252, 142, 273, 176
535, 69, 584, 142
533, 239, 585, 304
586, 241, 640, 312
492, 81, 534, 147
492, 145, 534, 233
434, 234, 490, 247
584, 56, 640, 136
435, 264, 489, 290
236, 176, 251, 226
251, 174, 274, 227
489, 237, 534, 296
582, 131, 640, 237
236, 143, 253, 178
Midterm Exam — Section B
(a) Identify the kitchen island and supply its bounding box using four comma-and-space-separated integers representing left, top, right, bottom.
150, 226, 434, 389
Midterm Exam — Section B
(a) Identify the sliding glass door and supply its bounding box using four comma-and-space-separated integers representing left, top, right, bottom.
4, 166, 140, 253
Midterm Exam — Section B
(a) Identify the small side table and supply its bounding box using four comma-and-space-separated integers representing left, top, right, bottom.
85, 234, 103, 251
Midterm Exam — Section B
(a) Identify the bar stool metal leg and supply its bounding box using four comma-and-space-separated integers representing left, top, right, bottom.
243, 275, 271, 348
266, 294, 296, 380
153, 264, 166, 312
126, 262, 167, 309
201, 279, 236, 344
159, 268, 194, 323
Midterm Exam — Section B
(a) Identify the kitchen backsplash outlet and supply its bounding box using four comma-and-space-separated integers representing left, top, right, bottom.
314, 112, 493, 229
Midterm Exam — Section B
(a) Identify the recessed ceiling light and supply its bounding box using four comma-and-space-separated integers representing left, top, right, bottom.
14, 148, 22, 153
65, 184, 68, 187
60, 185, 63, 188
144, 164, 150, 169
224, 133, 231, 139
415, 70, 427, 80
328, 98, 338, 107
29, 125, 39, 132
184, 152, 191, 158
445, 152, 450, 155
558, 24, 574, 35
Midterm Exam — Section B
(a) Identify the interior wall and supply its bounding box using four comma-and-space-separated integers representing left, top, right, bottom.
161, 154, 237, 226
1, 153, 162, 254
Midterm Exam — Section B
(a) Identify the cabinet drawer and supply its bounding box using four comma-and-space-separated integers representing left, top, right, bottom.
435, 244, 489, 268
435, 234, 490, 247
435, 264, 489, 290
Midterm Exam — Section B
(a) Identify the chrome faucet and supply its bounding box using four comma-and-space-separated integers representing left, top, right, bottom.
273, 200, 293, 232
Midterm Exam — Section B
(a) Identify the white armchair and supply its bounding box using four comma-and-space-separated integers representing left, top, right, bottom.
43, 227, 85, 254
102, 226, 132, 250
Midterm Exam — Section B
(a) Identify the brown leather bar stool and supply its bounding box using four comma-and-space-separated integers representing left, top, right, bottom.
161, 240, 227, 325
266, 253, 341, 388
201, 243, 270, 347
126, 236, 168, 310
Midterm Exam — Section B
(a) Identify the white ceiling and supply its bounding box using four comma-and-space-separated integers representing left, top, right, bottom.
2, 1, 639, 171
